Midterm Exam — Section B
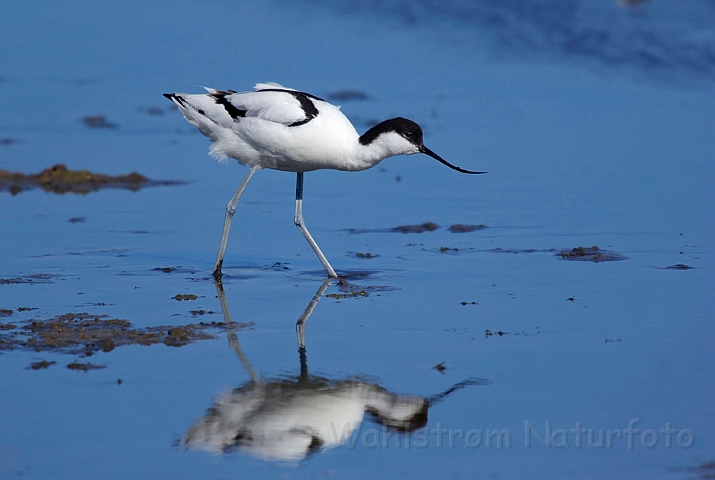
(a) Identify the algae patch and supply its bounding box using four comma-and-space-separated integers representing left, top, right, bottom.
325, 278, 397, 300
0, 274, 54, 285
347, 251, 379, 259
489, 248, 558, 254
0, 164, 183, 195
557, 246, 627, 262
67, 362, 106, 372
659, 264, 694, 270
345, 222, 486, 235
344, 222, 439, 235
392, 222, 439, 233
173, 294, 198, 301
27, 360, 56, 370
327, 89, 370, 101
448, 224, 487, 233
81, 115, 118, 129
0, 312, 251, 355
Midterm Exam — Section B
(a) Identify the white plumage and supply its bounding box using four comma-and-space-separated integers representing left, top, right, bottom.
164, 82, 484, 279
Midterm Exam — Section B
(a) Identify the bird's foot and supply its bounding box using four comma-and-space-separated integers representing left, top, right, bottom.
212, 267, 223, 282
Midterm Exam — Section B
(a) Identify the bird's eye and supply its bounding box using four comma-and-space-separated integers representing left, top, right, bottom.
404, 131, 413, 138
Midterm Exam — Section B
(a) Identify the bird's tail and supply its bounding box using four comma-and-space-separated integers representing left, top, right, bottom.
163, 92, 234, 140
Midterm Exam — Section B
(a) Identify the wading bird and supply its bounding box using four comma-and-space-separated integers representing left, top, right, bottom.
164, 83, 484, 279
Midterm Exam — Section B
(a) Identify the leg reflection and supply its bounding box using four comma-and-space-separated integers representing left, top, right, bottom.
215, 281, 258, 383
214, 278, 335, 382
296, 278, 335, 349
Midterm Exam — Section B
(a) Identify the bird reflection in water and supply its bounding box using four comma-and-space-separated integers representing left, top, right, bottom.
181, 280, 488, 462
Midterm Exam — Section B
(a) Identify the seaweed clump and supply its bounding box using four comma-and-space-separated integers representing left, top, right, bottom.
557, 246, 627, 262
0, 164, 182, 195
448, 224, 487, 233
0, 312, 248, 355
325, 279, 397, 300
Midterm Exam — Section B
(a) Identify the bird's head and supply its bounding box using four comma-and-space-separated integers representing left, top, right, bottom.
359, 118, 485, 174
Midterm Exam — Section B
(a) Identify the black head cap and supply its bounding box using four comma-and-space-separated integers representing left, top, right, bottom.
359, 117, 423, 147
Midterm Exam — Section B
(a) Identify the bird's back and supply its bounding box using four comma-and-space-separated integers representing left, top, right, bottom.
165, 83, 361, 172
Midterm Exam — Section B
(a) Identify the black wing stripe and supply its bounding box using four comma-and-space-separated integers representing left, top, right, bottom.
255, 89, 321, 127
211, 92, 246, 119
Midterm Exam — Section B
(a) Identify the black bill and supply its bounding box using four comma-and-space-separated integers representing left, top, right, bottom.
420, 146, 486, 175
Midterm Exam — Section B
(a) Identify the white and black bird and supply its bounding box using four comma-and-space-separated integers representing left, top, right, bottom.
163, 82, 484, 279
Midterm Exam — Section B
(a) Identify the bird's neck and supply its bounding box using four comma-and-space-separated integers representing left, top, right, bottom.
349, 143, 392, 171
348, 133, 413, 171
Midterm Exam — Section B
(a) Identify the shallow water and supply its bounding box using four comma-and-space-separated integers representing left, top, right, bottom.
1, 1, 714, 478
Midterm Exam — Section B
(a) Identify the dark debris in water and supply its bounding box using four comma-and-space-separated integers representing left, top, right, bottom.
27, 360, 56, 370
668, 459, 715, 479
485, 328, 541, 338
67, 362, 106, 372
0, 274, 54, 285
489, 248, 558, 254
659, 264, 694, 270
264, 262, 290, 271
81, 115, 118, 129
0, 137, 17, 146
558, 246, 627, 262
448, 224, 487, 233
345, 222, 439, 235
327, 89, 370, 101
0, 164, 183, 195
68, 217, 86, 223
173, 294, 198, 301
485, 329, 507, 338
432, 362, 446, 374
347, 251, 379, 259
0, 312, 252, 355
0, 307, 38, 320
393, 222, 439, 233
139, 106, 168, 116
326, 278, 398, 300
345, 221, 484, 235
152, 266, 201, 274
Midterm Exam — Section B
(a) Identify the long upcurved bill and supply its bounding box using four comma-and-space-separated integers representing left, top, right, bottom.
420, 146, 486, 175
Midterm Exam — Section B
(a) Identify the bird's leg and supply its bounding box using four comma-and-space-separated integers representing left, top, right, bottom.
294, 172, 338, 278
213, 166, 259, 280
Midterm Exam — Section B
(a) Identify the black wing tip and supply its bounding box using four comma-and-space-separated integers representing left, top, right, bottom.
164, 93, 188, 108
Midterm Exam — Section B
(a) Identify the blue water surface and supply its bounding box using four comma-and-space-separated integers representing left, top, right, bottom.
1, 1, 713, 479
